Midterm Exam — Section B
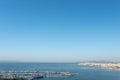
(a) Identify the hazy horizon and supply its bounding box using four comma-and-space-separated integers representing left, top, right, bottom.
0, 0, 120, 62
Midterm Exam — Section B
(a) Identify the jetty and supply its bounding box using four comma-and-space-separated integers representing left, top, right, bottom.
0, 71, 74, 80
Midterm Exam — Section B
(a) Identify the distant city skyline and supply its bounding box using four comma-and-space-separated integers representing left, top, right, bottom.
0, 0, 120, 62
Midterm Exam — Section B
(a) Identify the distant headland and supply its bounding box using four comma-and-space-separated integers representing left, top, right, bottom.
78, 62, 120, 70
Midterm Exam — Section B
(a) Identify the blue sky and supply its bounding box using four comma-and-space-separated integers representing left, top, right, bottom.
0, 0, 120, 62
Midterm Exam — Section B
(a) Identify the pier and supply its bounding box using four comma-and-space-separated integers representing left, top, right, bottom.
0, 71, 74, 80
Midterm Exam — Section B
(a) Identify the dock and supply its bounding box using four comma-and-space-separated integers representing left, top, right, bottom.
0, 71, 74, 80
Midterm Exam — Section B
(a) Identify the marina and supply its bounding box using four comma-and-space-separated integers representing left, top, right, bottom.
0, 71, 74, 80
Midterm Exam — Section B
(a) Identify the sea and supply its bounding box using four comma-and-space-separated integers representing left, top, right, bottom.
0, 63, 120, 80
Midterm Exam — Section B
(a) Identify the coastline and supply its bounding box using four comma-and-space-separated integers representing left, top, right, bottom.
78, 62, 120, 70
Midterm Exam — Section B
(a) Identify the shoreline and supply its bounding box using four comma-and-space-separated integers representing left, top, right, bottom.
78, 62, 120, 70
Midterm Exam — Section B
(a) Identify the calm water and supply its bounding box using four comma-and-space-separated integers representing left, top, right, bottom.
0, 63, 120, 80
